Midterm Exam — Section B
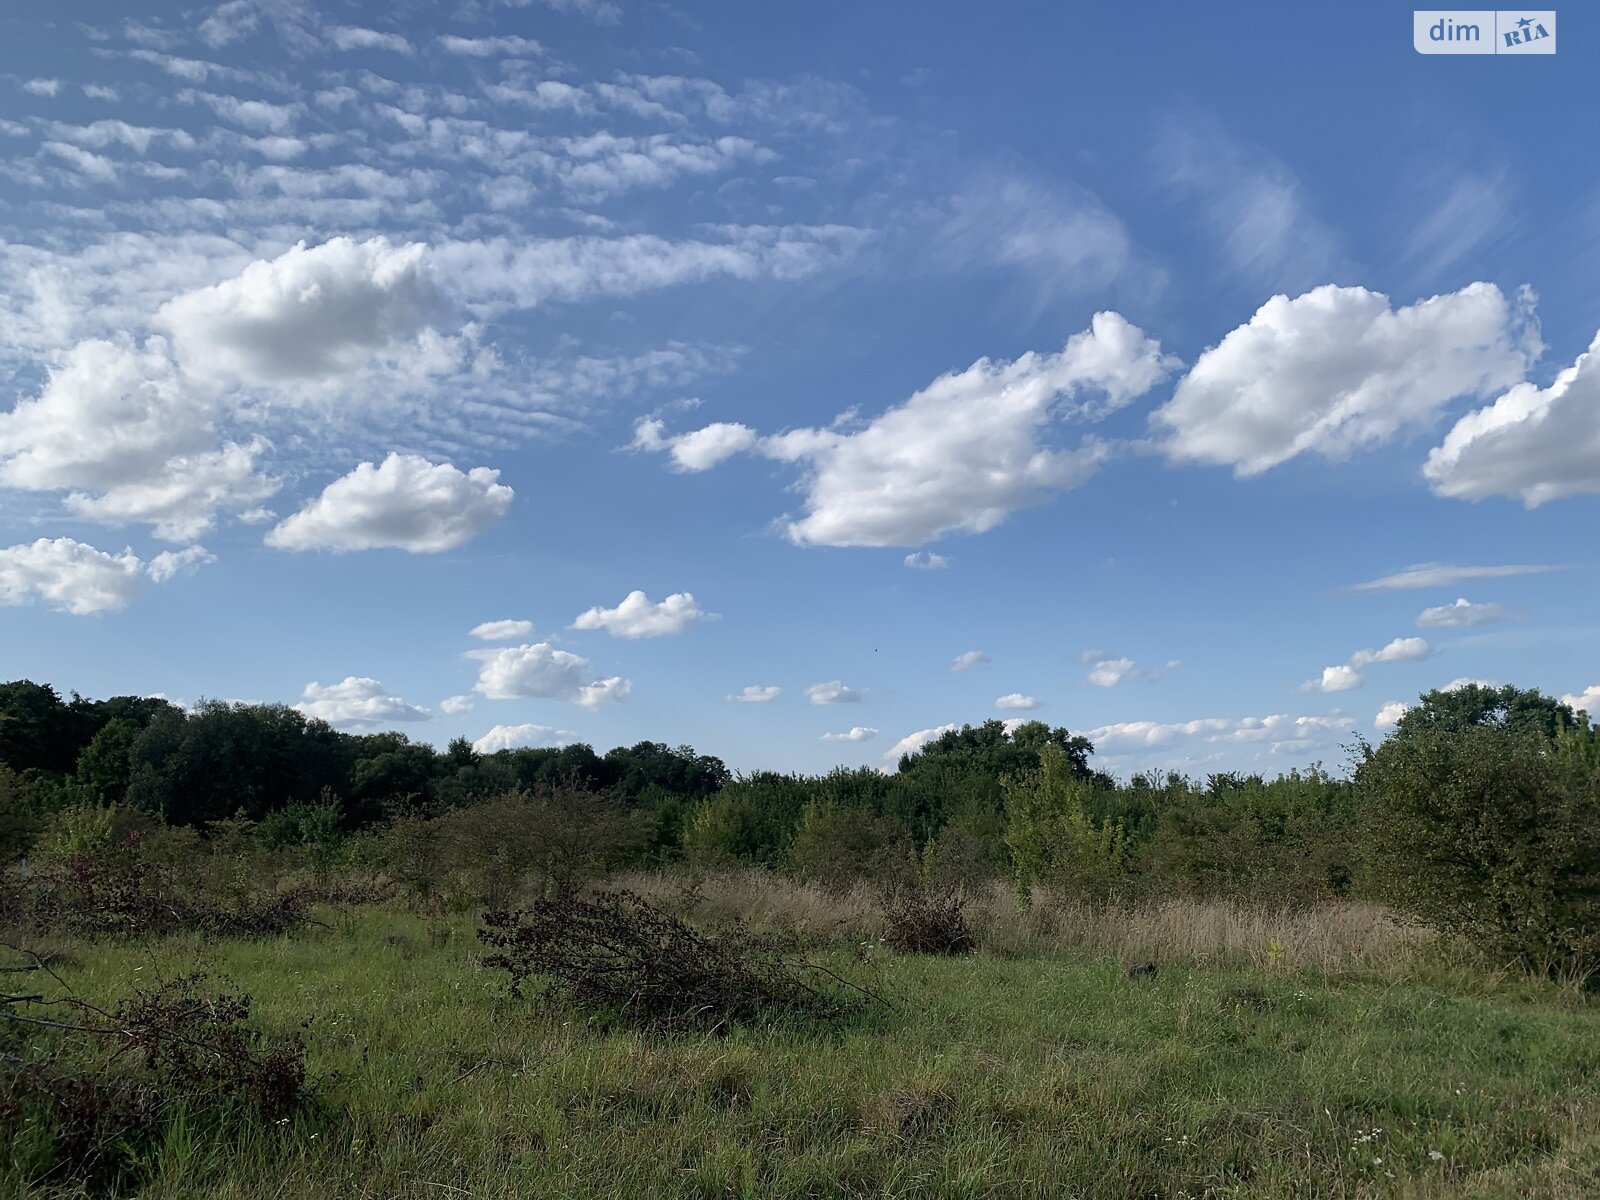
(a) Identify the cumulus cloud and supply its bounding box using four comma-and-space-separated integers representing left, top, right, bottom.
197, 0, 261, 48
903, 551, 949, 570
630, 418, 757, 472
821, 726, 877, 742
0, 537, 210, 615
1425, 330, 1600, 506
571, 590, 714, 638
1375, 700, 1408, 730
1303, 637, 1433, 693
806, 680, 861, 705
293, 676, 431, 729
950, 651, 988, 671
0, 337, 278, 541
1079, 649, 1168, 687
1415, 597, 1507, 628
472, 723, 576, 753
439, 694, 475, 715
470, 619, 534, 641
1154, 283, 1536, 476
155, 237, 444, 387
1560, 685, 1600, 717
266, 453, 513, 552
1088, 711, 1353, 754
23, 78, 62, 97
1347, 562, 1563, 591
728, 685, 780, 703
748, 313, 1178, 547
470, 641, 631, 709
883, 722, 960, 761
995, 693, 1041, 710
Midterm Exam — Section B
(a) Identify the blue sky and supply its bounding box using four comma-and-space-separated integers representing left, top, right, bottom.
1, 1, 1597, 777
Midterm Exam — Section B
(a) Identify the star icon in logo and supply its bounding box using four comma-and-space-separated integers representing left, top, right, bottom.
1516, 15, 1534, 30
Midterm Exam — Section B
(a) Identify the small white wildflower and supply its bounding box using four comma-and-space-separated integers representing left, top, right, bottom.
1429, 1150, 1445, 1161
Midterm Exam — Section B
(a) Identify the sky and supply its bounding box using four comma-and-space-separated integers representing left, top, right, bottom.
0, 1, 1597, 779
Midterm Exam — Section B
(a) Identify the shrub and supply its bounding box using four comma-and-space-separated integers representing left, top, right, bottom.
786, 802, 915, 890
479, 889, 865, 1030
1358, 723, 1600, 979
2, 966, 310, 1190
878, 885, 974, 955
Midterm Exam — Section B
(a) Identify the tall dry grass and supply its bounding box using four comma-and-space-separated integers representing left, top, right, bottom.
614, 868, 1439, 976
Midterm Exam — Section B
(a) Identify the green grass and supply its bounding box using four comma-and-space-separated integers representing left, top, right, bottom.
12, 903, 1600, 1199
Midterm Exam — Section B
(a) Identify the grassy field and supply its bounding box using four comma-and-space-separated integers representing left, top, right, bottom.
10, 877, 1600, 1199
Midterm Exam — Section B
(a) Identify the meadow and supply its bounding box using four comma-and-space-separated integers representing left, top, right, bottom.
7, 873, 1600, 1200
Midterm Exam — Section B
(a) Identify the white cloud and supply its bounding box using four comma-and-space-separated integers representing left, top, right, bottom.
470, 619, 534, 641
1375, 700, 1408, 730
1415, 597, 1507, 628
155, 237, 443, 386
575, 677, 631, 710
440, 694, 475, 715
630, 418, 757, 472
728, 685, 781, 703
822, 726, 878, 742
571, 590, 714, 638
1088, 657, 1136, 687
1080, 649, 1166, 687
198, 1, 261, 48
145, 545, 216, 583
753, 312, 1178, 547
806, 680, 861, 705
266, 453, 513, 552
1304, 637, 1433, 693
1310, 665, 1364, 693
1348, 562, 1563, 591
995, 693, 1041, 710
1441, 676, 1498, 692
0, 336, 279, 541
883, 722, 960, 761
1560, 685, 1600, 717
66, 440, 279, 542
293, 676, 431, 729
1154, 283, 1536, 476
1425, 330, 1600, 507
0, 537, 209, 615
950, 651, 988, 671
470, 642, 631, 709
1088, 711, 1353, 754
22, 79, 62, 97
904, 551, 949, 570
328, 26, 414, 54
472, 723, 576, 753
437, 35, 545, 57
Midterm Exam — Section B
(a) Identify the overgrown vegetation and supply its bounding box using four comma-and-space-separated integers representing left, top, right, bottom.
479, 888, 866, 1029
2, 676, 1599, 1194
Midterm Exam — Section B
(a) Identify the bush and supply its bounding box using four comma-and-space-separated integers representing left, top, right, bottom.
1358, 723, 1600, 979
479, 889, 865, 1030
879, 885, 974, 955
786, 801, 916, 890
2, 967, 310, 1190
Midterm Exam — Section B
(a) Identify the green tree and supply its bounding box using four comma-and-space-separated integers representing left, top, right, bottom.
1358, 717, 1600, 978
1004, 743, 1130, 901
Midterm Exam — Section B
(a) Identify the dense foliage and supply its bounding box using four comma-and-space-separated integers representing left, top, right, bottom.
5, 677, 1599, 978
